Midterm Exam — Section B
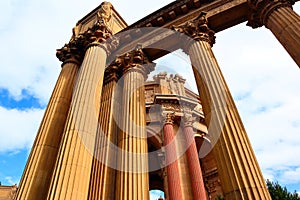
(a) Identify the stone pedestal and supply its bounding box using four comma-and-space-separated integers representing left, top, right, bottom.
16, 46, 80, 200
248, 0, 300, 67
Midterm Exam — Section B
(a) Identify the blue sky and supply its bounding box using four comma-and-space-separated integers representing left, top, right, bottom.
0, 0, 300, 199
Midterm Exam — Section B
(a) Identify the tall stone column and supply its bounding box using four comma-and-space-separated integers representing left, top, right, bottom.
182, 111, 207, 200
115, 46, 155, 200
88, 61, 121, 200
162, 113, 183, 200
173, 12, 271, 199
46, 17, 118, 199
248, 0, 300, 67
16, 41, 81, 200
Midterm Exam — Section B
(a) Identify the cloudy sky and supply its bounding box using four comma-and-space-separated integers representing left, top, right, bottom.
0, 0, 299, 199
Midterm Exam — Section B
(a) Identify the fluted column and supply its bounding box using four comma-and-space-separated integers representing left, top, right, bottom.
46, 11, 118, 199
173, 12, 271, 199
182, 112, 207, 200
88, 61, 121, 200
162, 113, 183, 200
16, 42, 81, 200
115, 46, 155, 200
248, 0, 300, 67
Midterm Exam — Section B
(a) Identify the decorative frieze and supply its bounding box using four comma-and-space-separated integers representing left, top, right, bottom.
247, 0, 296, 28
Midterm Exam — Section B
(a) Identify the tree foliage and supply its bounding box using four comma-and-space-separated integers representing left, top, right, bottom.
266, 180, 300, 200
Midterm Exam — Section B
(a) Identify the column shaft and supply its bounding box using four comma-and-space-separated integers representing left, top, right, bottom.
16, 61, 79, 200
164, 123, 183, 200
47, 44, 107, 200
88, 77, 119, 200
115, 69, 149, 200
189, 41, 271, 199
266, 6, 300, 67
183, 126, 207, 200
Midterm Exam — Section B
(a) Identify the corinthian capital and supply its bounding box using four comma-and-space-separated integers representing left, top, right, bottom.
56, 37, 84, 65
182, 108, 195, 127
162, 112, 175, 125
118, 45, 156, 78
104, 58, 122, 84
247, 0, 296, 28
172, 12, 215, 46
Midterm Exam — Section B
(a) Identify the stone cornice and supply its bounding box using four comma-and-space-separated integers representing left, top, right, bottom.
172, 12, 215, 47
247, 0, 296, 28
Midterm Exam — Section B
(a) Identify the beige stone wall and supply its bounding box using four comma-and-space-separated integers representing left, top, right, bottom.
0, 185, 17, 200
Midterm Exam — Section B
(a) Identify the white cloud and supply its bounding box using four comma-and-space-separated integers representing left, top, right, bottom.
0, 106, 44, 152
4, 176, 18, 185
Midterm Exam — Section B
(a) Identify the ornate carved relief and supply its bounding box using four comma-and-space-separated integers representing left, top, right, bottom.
182, 108, 195, 127
115, 45, 156, 78
56, 37, 84, 65
247, 0, 296, 28
162, 112, 175, 125
97, 2, 113, 25
172, 12, 215, 47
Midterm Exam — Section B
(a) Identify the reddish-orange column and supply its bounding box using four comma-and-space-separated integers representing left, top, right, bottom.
163, 114, 183, 200
184, 124, 207, 200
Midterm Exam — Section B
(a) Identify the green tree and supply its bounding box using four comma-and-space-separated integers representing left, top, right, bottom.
266, 180, 300, 200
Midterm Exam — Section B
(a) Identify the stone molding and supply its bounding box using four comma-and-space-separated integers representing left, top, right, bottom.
172, 12, 215, 48
247, 0, 296, 28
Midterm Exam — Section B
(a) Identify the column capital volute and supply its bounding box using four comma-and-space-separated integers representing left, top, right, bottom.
172, 11, 216, 48
119, 45, 156, 79
247, 0, 296, 28
162, 112, 175, 126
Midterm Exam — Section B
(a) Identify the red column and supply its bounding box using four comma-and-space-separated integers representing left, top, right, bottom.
184, 119, 207, 200
163, 113, 183, 200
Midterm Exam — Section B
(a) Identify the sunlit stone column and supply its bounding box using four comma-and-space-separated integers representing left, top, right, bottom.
46, 20, 117, 199
248, 0, 300, 67
162, 112, 183, 200
182, 111, 207, 200
115, 46, 155, 200
88, 61, 121, 200
16, 41, 81, 200
173, 12, 271, 200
